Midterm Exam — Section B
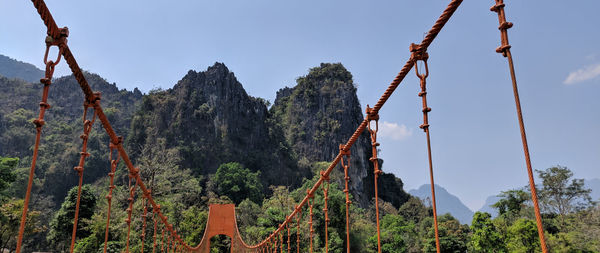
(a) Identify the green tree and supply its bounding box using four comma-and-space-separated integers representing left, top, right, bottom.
537, 166, 594, 228
0, 109, 35, 158
237, 199, 261, 230
0, 156, 18, 201
180, 206, 208, 246
0, 198, 44, 251
47, 185, 97, 251
505, 218, 540, 253
399, 196, 429, 224
469, 212, 505, 252
368, 214, 413, 253
422, 214, 469, 253
492, 189, 530, 216
349, 208, 376, 253
214, 162, 262, 204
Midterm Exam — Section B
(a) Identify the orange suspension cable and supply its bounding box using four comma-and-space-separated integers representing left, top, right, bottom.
366, 106, 382, 253
16, 27, 67, 253
125, 168, 140, 252
104, 138, 121, 253
171, 232, 176, 253
490, 1, 548, 252
295, 206, 301, 253
166, 233, 172, 253
169, 234, 177, 252
339, 145, 352, 253
286, 223, 290, 253
321, 171, 330, 252
141, 192, 150, 253
70, 94, 99, 253
279, 232, 283, 253
307, 193, 314, 253
153, 206, 160, 253
160, 225, 166, 252
411, 43, 441, 253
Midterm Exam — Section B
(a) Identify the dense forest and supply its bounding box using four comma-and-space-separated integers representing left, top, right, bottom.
0, 55, 598, 252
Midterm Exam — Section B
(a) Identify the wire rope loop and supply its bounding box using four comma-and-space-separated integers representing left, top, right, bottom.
42, 27, 68, 69
43, 41, 63, 67
366, 106, 380, 142
41, 61, 57, 83
410, 43, 429, 79
415, 59, 429, 80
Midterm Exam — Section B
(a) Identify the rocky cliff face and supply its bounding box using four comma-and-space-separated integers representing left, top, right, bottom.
271, 63, 409, 208
127, 63, 306, 188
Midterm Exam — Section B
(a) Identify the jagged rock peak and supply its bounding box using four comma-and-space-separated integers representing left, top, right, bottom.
299, 62, 354, 86
174, 62, 250, 98
183, 62, 231, 78
127, 62, 305, 188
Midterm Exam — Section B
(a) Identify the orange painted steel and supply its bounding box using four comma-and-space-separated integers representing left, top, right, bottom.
321, 171, 331, 252
278, 233, 282, 252
160, 225, 166, 252
104, 139, 121, 253
339, 145, 352, 253
490, 0, 548, 252
70, 97, 99, 253
141, 192, 150, 253
153, 207, 159, 253
411, 43, 441, 253
18, 0, 467, 251
125, 169, 139, 252
366, 106, 383, 253
167, 233, 172, 252
295, 207, 301, 253
307, 194, 314, 253
190, 204, 258, 252
166, 233, 171, 253
15, 24, 67, 253
286, 223, 290, 253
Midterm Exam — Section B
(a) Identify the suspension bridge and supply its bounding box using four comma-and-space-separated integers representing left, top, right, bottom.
12, 0, 550, 252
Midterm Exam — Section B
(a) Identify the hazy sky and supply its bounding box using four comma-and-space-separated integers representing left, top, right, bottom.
1, 0, 599, 210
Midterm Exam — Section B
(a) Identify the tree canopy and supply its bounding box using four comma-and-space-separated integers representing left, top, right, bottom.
214, 162, 263, 204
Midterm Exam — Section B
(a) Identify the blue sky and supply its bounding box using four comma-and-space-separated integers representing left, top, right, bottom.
1, 0, 599, 210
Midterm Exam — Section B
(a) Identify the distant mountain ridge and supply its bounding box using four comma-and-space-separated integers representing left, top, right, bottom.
0, 54, 44, 83
409, 184, 474, 224
478, 195, 501, 218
